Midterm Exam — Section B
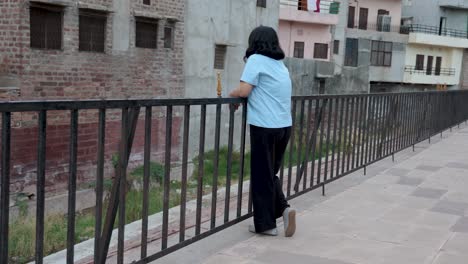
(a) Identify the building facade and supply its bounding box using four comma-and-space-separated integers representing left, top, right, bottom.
0, 0, 184, 196
402, 0, 468, 90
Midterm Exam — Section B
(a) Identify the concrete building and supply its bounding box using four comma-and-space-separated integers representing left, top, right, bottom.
0, 0, 185, 195
402, 0, 468, 90
277, 0, 340, 95
183, 0, 280, 155
335, 0, 410, 93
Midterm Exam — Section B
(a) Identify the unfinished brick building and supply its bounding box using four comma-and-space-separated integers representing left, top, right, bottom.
0, 0, 185, 201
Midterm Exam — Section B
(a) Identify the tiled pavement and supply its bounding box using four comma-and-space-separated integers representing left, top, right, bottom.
154, 124, 468, 264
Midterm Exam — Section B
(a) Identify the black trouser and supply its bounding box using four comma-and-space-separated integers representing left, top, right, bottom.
250, 125, 291, 232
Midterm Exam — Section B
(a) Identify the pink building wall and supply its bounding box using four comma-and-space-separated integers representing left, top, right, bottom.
349, 0, 402, 28
279, 20, 332, 60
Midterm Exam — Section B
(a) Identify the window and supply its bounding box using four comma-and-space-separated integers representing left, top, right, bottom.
257, 0, 266, 8
358, 8, 369, 30
415, 54, 424, 71
348, 6, 355, 28
298, 0, 307, 10
79, 10, 107, 52
293, 42, 305, 58
426, 56, 434, 75
344, 38, 358, 67
314, 43, 328, 59
30, 4, 63, 50
164, 24, 175, 49
333, 40, 340, 55
143, 0, 150, 5
135, 18, 158, 49
214, 45, 227, 70
370, 41, 392, 67
435, 57, 442, 76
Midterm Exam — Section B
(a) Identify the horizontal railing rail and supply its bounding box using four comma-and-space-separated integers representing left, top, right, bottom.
348, 23, 409, 34
280, 0, 340, 14
405, 65, 456, 76
1, 91, 468, 263
407, 24, 468, 39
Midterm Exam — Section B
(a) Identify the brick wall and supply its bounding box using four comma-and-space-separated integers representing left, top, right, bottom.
0, 0, 185, 197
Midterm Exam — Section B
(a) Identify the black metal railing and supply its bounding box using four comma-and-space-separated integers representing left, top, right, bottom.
1, 91, 468, 263
280, 0, 340, 14
405, 65, 456, 76
348, 23, 409, 34
407, 24, 468, 39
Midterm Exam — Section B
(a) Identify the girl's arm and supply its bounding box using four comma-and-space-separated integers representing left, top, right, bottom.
229, 81, 253, 98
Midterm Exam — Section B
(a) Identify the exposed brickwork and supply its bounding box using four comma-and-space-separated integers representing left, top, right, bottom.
0, 0, 185, 196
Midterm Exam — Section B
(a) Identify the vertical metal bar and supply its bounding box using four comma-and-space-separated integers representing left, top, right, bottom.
352, 97, 360, 169
341, 97, 349, 174
296, 100, 305, 191
224, 107, 235, 223
379, 96, 390, 158
162, 106, 173, 250
330, 98, 339, 179
323, 98, 333, 186
395, 94, 404, 153
94, 109, 105, 264
196, 105, 206, 235
117, 108, 128, 264
346, 97, 355, 171
287, 101, 297, 196
36, 110, 47, 264
365, 96, 374, 164
211, 104, 222, 229
404, 94, 412, 148
372, 96, 381, 160
310, 99, 320, 187
0, 112, 11, 264
141, 107, 152, 257
376, 96, 386, 158
336, 97, 344, 178
237, 101, 247, 218
303, 100, 313, 190
180, 105, 190, 242
67, 110, 78, 264
317, 99, 327, 186
357, 96, 366, 167
360, 96, 368, 167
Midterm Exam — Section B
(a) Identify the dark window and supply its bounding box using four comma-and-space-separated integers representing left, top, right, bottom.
344, 38, 358, 67
370, 40, 392, 67
257, 0, 267, 8
415, 54, 425, 70
293, 42, 305, 58
30, 4, 63, 50
143, 0, 150, 5
359, 8, 368, 30
426, 56, 434, 75
348, 6, 355, 28
164, 25, 175, 49
317, 78, 326, 94
135, 18, 158, 49
333, 40, 340, 54
435, 57, 442, 76
298, 0, 307, 10
214, 45, 227, 70
314, 43, 328, 59
79, 10, 107, 52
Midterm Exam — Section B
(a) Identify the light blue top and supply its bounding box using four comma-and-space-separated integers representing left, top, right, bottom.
240, 54, 292, 128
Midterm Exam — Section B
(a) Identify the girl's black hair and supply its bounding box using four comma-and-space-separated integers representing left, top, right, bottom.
244, 26, 285, 61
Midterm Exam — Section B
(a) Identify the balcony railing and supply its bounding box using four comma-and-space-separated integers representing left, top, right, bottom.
1, 92, 468, 263
280, 0, 340, 14
348, 23, 410, 34
407, 24, 468, 39
405, 65, 456, 76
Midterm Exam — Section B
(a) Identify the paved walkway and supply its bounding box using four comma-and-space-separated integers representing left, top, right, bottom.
154, 123, 468, 264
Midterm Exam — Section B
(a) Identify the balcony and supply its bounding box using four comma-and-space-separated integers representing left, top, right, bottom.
280, 0, 340, 25
439, 0, 468, 10
406, 24, 468, 48
348, 23, 409, 34
404, 65, 458, 85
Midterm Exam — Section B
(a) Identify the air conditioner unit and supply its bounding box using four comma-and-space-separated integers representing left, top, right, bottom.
377, 15, 392, 32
